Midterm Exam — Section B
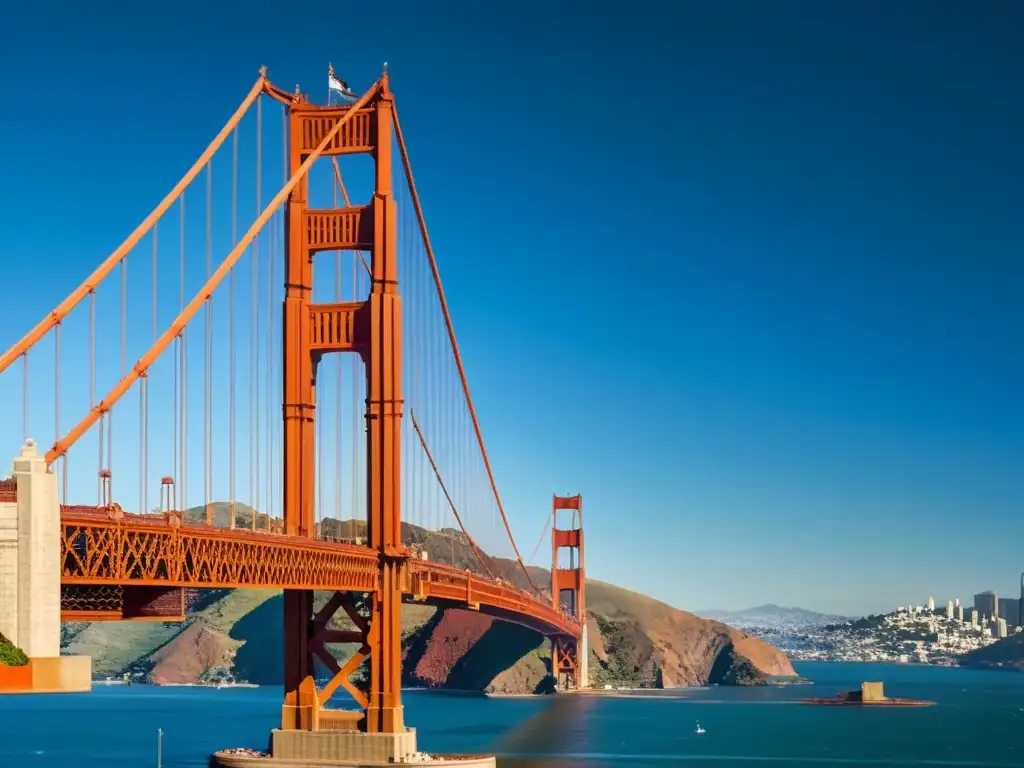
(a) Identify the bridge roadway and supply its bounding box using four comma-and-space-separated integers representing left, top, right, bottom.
58, 506, 580, 639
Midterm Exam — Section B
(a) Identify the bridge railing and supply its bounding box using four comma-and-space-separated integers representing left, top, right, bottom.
59, 506, 378, 591
58, 506, 580, 637
407, 560, 580, 637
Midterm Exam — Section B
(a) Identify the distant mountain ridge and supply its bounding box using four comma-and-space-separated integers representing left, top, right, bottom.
696, 604, 854, 628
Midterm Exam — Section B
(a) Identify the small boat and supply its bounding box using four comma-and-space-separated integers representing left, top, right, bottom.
695, 721, 705, 735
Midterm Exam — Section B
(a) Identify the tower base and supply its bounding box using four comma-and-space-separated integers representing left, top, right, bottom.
272, 728, 418, 763
212, 727, 495, 767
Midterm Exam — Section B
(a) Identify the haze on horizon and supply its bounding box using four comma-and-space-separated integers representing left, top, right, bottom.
0, 0, 1021, 618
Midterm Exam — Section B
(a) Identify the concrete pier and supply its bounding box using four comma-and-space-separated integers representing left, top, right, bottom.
212, 681, 495, 766
0, 441, 91, 693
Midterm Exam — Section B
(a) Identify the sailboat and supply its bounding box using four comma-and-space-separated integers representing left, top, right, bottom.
695, 721, 706, 735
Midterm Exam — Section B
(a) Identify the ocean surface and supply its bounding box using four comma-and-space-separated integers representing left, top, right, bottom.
1, 662, 1023, 767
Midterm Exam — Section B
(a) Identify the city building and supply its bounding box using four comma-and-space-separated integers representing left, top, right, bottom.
955, 604, 964, 622
946, 600, 954, 617
996, 618, 1008, 639
927, 597, 935, 611
998, 598, 1019, 628
975, 591, 998, 621
966, 608, 979, 628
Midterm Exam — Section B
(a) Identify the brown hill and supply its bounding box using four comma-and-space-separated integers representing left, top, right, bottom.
960, 633, 1024, 672
62, 511, 795, 692
584, 579, 794, 687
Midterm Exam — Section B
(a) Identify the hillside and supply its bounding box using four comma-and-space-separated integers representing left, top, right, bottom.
62, 508, 795, 692
960, 633, 1024, 672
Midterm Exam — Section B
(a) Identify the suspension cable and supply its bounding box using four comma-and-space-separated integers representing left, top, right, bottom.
141, 378, 149, 518
351, 217, 359, 544
110, 255, 126, 499
54, 324, 60, 501
180, 193, 188, 511
334, 175, 342, 528
0, 76, 266, 376
149, 222, 157, 514
44, 80, 383, 467
265, 128, 274, 533
90, 289, 99, 503
230, 127, 238, 529
173, 334, 180, 508
253, 92, 262, 532
279, 102, 288, 532
410, 409, 494, 578
392, 104, 540, 594
331, 158, 372, 277
205, 160, 213, 524
21, 352, 28, 442
527, 506, 554, 566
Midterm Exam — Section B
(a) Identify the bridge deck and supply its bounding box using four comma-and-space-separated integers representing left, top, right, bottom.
59, 508, 580, 639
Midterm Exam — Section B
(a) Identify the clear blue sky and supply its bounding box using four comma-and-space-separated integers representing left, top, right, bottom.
1, 1, 1022, 617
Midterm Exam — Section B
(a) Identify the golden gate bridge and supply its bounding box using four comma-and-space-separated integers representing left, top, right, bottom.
0, 67, 588, 764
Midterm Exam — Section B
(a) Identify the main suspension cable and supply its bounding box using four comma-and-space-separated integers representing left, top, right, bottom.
44, 80, 382, 472
391, 105, 541, 595
411, 409, 494, 578
0, 75, 266, 376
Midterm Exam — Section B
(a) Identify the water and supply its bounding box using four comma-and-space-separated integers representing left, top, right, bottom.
1, 662, 1022, 767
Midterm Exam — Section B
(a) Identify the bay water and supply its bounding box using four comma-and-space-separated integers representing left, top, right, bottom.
1, 662, 1022, 767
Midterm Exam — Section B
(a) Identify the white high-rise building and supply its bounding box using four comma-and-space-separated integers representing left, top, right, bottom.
955, 598, 960, 608
927, 597, 935, 611
997, 618, 1008, 639
947, 600, 954, 617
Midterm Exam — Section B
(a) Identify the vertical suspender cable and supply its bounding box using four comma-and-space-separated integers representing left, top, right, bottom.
316, 254, 323, 534
180, 194, 188, 511
112, 255, 126, 500
90, 290, 98, 504
173, 332, 180, 509
230, 128, 238, 529
147, 222, 157, 514
205, 161, 213, 524
266, 165, 274, 533
22, 352, 28, 443
139, 379, 145, 514
334, 180, 342, 531
351, 229, 358, 543
393, 106, 540, 593
280, 103, 288, 530
54, 325, 61, 503
253, 93, 262, 532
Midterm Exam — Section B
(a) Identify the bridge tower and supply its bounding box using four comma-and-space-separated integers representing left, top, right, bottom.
280, 71, 411, 752
551, 494, 587, 690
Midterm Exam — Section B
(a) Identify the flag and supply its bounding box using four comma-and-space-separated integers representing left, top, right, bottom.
328, 74, 346, 93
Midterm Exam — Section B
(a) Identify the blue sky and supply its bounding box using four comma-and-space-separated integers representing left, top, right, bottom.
1, 1, 1022, 616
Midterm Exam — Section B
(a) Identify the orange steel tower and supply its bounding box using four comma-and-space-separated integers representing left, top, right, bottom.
280, 73, 406, 734
551, 494, 586, 689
